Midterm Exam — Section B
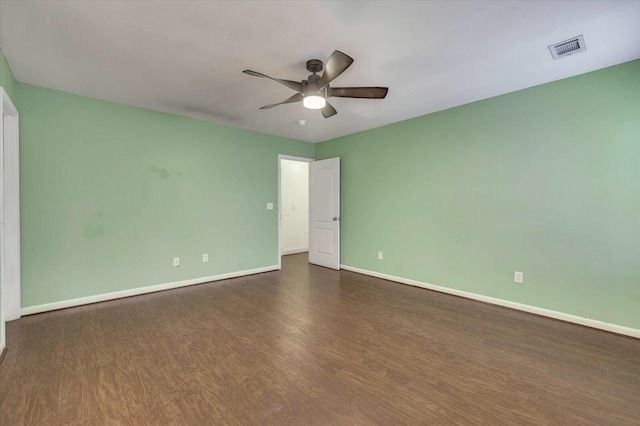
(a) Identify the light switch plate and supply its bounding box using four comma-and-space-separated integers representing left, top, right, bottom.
267, 203, 274, 210
514, 271, 524, 283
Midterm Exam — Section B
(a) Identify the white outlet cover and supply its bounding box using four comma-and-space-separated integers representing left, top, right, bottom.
202, 253, 209, 263
267, 202, 274, 210
173, 257, 180, 267
514, 271, 524, 283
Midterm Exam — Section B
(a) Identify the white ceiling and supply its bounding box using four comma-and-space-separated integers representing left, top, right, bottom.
1, 1, 639, 143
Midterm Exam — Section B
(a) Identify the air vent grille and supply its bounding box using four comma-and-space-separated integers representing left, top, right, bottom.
549, 35, 586, 60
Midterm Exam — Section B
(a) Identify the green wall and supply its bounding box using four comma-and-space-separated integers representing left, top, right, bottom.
8, 51, 640, 331
0, 48, 17, 100
18, 84, 314, 308
317, 60, 640, 330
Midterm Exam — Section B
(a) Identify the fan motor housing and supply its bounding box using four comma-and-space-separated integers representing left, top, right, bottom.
303, 74, 323, 96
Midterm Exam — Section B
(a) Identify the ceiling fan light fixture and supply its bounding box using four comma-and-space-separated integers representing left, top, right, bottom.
303, 95, 326, 110
244, 50, 387, 118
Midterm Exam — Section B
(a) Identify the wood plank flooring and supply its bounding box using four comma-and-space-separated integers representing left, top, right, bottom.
1, 254, 639, 425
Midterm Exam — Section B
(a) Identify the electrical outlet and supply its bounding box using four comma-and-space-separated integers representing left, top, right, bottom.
378, 251, 384, 260
202, 253, 209, 263
514, 271, 524, 284
173, 257, 180, 267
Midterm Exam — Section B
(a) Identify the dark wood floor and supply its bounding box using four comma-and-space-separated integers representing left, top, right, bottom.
1, 254, 639, 425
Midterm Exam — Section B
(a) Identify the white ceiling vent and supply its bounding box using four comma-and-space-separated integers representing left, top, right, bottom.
549, 35, 587, 60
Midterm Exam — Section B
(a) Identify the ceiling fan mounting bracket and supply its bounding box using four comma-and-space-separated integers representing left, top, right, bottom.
306, 59, 323, 74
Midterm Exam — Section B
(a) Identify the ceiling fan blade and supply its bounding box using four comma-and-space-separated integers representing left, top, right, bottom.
243, 70, 302, 92
319, 51, 354, 90
259, 93, 304, 109
330, 87, 389, 99
321, 102, 337, 118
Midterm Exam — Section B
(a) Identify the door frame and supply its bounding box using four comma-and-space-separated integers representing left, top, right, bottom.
277, 154, 314, 270
0, 87, 21, 355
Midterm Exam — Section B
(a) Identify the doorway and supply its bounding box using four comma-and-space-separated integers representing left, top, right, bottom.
277, 155, 341, 271
278, 155, 313, 269
0, 87, 21, 355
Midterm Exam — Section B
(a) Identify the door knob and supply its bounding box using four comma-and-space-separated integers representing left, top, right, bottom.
333, 217, 341, 221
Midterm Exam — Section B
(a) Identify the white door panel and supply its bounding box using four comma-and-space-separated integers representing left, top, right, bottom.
309, 157, 340, 269
314, 229, 334, 255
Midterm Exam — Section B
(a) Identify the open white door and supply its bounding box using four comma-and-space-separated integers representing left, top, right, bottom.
309, 157, 340, 270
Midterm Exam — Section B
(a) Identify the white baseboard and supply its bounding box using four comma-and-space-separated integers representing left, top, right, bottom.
21, 265, 279, 316
340, 264, 640, 339
281, 248, 308, 255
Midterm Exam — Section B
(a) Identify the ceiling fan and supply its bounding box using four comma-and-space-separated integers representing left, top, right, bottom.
243, 50, 388, 118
